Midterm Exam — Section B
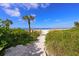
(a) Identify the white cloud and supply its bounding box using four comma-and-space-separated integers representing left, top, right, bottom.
31, 14, 36, 17
41, 3, 50, 8
0, 3, 11, 8
23, 3, 39, 10
4, 8, 20, 17
0, 3, 21, 17
0, 3, 50, 17
23, 3, 50, 10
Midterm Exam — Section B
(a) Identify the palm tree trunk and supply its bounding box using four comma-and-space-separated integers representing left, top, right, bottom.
28, 19, 31, 33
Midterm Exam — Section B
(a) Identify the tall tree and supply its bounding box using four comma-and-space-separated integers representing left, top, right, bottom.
2, 19, 13, 29
23, 15, 35, 33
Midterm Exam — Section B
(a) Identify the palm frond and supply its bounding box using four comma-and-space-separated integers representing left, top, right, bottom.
23, 16, 29, 20
30, 16, 35, 20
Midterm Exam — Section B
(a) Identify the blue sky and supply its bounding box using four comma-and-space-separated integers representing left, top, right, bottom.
0, 3, 79, 28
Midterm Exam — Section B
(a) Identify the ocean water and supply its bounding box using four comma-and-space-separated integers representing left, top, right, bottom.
25, 28, 69, 30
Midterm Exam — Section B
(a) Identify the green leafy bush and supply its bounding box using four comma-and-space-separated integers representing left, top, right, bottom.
0, 40, 8, 56
0, 28, 40, 55
0, 40, 7, 50
31, 30, 41, 40
45, 29, 79, 56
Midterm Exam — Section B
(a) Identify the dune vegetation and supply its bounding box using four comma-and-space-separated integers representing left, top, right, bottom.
45, 22, 79, 56
0, 15, 41, 55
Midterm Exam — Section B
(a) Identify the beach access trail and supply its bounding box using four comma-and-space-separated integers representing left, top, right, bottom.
4, 30, 49, 56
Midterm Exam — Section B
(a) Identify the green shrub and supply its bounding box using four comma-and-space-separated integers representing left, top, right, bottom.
0, 40, 7, 50
0, 28, 40, 55
31, 30, 41, 40
45, 29, 79, 56
0, 40, 8, 56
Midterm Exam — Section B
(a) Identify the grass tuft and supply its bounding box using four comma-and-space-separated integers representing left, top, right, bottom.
45, 29, 79, 56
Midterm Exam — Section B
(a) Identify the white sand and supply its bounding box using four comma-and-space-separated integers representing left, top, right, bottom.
4, 30, 49, 56
35, 30, 49, 56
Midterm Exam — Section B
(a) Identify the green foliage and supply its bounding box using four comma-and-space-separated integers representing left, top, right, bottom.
31, 30, 41, 40
0, 28, 40, 46
0, 40, 7, 50
0, 27, 40, 55
45, 29, 79, 56
2, 19, 13, 29
0, 39, 8, 56
0, 17, 40, 55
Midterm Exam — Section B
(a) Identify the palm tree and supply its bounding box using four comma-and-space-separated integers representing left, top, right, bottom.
23, 15, 35, 33
2, 19, 13, 29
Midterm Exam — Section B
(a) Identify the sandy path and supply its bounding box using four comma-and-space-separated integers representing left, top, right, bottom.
4, 30, 49, 56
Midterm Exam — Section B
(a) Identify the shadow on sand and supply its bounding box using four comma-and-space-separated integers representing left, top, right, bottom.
4, 42, 43, 56
22, 43, 43, 56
